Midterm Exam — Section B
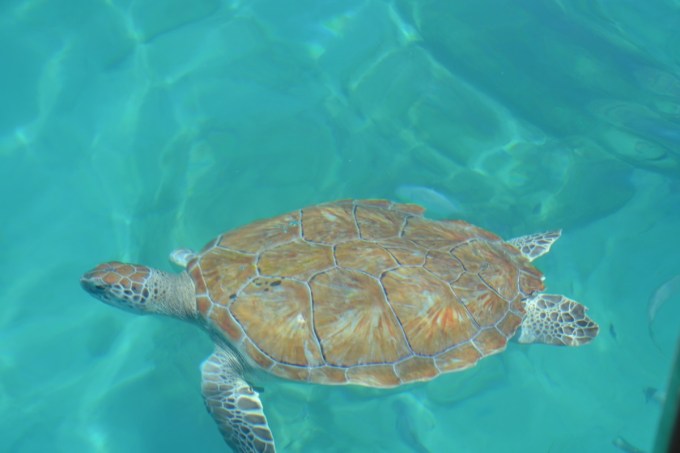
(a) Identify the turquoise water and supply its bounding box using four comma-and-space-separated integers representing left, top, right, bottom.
1, 0, 679, 451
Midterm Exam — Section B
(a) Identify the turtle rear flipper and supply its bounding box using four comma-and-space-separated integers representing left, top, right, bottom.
518, 294, 599, 346
508, 230, 562, 262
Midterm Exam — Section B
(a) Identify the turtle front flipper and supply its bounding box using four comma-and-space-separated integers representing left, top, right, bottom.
169, 248, 196, 268
201, 347, 276, 453
518, 294, 599, 346
508, 230, 562, 262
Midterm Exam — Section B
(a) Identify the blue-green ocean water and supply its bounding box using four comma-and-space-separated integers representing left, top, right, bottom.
1, 0, 680, 452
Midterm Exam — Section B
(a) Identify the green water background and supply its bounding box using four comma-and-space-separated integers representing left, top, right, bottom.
1, 0, 679, 452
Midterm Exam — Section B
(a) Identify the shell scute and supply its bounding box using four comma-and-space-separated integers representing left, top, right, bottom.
451, 272, 509, 327
219, 212, 301, 253
210, 305, 244, 343
309, 366, 348, 385
424, 250, 465, 282
271, 364, 310, 382
497, 311, 524, 337
231, 278, 323, 367
334, 240, 398, 276
346, 364, 400, 387
395, 356, 438, 382
382, 266, 477, 355
301, 203, 357, 244
258, 240, 333, 279
355, 204, 405, 239
473, 328, 508, 355
196, 295, 212, 318
243, 339, 275, 370
403, 216, 477, 248
310, 268, 410, 366
385, 245, 427, 266
434, 342, 482, 372
200, 248, 255, 304
392, 202, 426, 216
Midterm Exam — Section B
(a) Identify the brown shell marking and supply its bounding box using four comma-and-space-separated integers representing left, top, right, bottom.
231, 278, 324, 366
382, 267, 478, 355
193, 200, 544, 388
219, 211, 301, 253
311, 268, 411, 366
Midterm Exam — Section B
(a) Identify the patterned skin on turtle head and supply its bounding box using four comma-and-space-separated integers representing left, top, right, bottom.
81, 262, 156, 313
82, 261, 197, 320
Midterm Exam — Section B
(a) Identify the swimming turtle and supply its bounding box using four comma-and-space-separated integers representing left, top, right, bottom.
81, 199, 599, 452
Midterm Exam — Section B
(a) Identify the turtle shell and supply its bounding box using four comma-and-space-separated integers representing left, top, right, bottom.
187, 199, 543, 388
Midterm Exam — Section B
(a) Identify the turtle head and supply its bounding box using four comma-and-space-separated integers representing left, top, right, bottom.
81, 261, 197, 319
80, 262, 162, 314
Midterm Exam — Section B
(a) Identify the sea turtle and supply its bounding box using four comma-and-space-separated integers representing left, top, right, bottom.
80, 199, 599, 452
